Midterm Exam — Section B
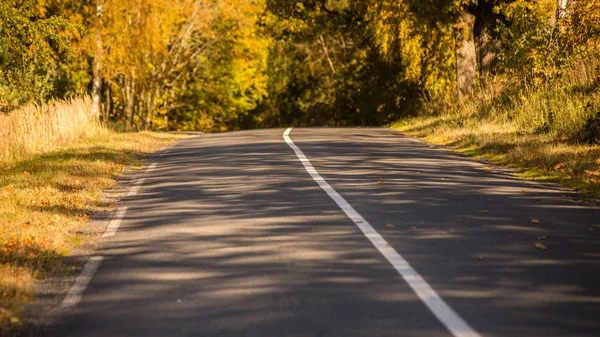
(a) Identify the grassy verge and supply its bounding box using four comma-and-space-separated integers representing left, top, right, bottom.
392, 90, 600, 199
0, 99, 181, 334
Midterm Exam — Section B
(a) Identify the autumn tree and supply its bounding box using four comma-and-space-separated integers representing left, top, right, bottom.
0, 0, 76, 110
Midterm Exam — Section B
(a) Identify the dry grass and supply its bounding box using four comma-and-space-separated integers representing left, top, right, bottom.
0, 99, 181, 334
0, 97, 106, 165
393, 60, 600, 199
393, 115, 600, 197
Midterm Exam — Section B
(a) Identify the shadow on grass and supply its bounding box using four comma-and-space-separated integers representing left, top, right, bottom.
0, 132, 175, 286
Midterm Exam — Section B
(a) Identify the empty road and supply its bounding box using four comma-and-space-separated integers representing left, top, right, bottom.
48, 128, 600, 337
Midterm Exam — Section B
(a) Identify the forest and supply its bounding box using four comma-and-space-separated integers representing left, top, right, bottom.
1, 0, 598, 133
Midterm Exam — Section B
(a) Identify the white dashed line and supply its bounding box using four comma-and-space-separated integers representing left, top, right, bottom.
283, 127, 480, 337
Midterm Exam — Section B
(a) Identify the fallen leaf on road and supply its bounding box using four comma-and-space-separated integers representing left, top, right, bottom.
531, 219, 541, 224
409, 226, 417, 231
385, 223, 395, 229
481, 210, 488, 213
535, 243, 548, 251
440, 178, 445, 180
476, 256, 485, 261
442, 231, 448, 235
377, 179, 385, 184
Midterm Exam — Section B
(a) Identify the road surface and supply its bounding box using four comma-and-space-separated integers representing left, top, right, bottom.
47, 128, 600, 337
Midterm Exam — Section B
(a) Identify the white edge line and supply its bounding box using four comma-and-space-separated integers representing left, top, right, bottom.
126, 179, 145, 197
283, 127, 481, 337
126, 162, 158, 197
61, 256, 103, 308
62, 158, 161, 308
102, 206, 128, 238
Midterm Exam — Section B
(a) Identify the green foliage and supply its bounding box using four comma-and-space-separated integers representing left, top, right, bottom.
581, 100, 600, 143
495, 0, 564, 82
2, 0, 599, 133
0, 0, 77, 110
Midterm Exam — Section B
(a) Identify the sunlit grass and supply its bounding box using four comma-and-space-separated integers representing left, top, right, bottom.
0, 97, 106, 165
394, 57, 600, 198
393, 108, 600, 199
0, 99, 181, 334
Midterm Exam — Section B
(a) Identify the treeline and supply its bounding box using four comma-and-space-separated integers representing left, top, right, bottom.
1, 0, 599, 131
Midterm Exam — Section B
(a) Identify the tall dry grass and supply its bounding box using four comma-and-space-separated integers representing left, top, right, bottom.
395, 57, 600, 198
425, 56, 599, 141
0, 97, 106, 166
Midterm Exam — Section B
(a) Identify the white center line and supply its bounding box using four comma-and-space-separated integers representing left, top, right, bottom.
283, 127, 480, 337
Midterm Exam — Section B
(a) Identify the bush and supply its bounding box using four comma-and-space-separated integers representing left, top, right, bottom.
581, 101, 600, 143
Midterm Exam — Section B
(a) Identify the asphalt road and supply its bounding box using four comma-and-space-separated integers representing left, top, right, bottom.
48, 128, 600, 337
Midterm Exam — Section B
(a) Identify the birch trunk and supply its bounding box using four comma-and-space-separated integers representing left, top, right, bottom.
555, 0, 568, 29
125, 74, 136, 129
91, 1, 103, 119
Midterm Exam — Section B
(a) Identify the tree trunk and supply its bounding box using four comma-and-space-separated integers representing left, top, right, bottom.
91, 1, 104, 119
125, 74, 136, 130
144, 87, 157, 130
455, 12, 477, 99
556, 0, 568, 20
103, 81, 111, 123
473, 2, 501, 76
555, 0, 568, 29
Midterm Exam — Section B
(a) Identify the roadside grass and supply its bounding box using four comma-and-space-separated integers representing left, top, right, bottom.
0, 97, 105, 164
0, 99, 181, 334
392, 84, 600, 199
